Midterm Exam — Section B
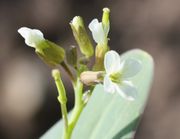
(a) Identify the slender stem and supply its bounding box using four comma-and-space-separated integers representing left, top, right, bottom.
53, 64, 85, 139
61, 61, 75, 84
60, 103, 68, 132
70, 78, 84, 124
64, 78, 85, 139
52, 69, 69, 139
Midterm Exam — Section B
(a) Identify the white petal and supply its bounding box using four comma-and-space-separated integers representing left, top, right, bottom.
121, 58, 142, 78
103, 75, 116, 93
88, 19, 99, 31
88, 19, 105, 44
116, 81, 137, 101
104, 50, 121, 74
114, 84, 127, 99
18, 27, 44, 47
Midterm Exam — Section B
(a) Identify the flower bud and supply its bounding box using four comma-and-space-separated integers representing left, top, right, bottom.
18, 27, 65, 67
80, 71, 104, 85
35, 40, 65, 66
66, 45, 77, 67
52, 69, 67, 104
93, 44, 109, 71
70, 16, 94, 58
102, 8, 110, 38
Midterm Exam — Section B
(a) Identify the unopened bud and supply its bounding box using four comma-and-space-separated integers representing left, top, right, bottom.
80, 71, 104, 85
35, 40, 65, 67
52, 69, 67, 104
93, 44, 109, 71
66, 45, 77, 67
70, 16, 94, 58
102, 8, 110, 37
18, 27, 65, 67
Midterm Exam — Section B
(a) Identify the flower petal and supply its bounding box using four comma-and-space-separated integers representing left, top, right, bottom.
121, 58, 142, 78
104, 50, 121, 74
116, 81, 137, 101
88, 19, 105, 44
18, 27, 44, 47
103, 75, 116, 93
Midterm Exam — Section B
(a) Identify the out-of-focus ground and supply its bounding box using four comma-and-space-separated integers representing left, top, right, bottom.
0, 0, 180, 139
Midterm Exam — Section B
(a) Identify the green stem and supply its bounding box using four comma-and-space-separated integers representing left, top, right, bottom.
52, 69, 69, 139
64, 78, 85, 139
61, 61, 75, 85
60, 103, 68, 133
53, 67, 85, 139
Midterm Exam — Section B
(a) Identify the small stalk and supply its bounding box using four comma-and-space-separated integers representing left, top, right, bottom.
52, 69, 69, 139
61, 61, 75, 85
64, 78, 85, 139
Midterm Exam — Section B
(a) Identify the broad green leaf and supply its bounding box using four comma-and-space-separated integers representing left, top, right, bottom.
40, 49, 154, 139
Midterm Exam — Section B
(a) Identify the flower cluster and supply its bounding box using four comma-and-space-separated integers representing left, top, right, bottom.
18, 8, 141, 105
17, 7, 144, 139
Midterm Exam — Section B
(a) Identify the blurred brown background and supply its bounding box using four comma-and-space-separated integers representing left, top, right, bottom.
0, 0, 180, 139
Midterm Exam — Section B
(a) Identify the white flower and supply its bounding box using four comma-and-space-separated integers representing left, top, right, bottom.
18, 27, 44, 48
103, 50, 142, 100
88, 19, 109, 44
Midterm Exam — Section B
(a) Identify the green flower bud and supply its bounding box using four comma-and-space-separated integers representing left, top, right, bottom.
70, 16, 94, 58
93, 44, 109, 71
52, 69, 67, 104
35, 40, 65, 67
18, 27, 65, 67
102, 7, 110, 37
66, 45, 77, 67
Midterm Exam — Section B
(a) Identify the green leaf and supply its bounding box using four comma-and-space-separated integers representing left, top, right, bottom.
40, 49, 154, 139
